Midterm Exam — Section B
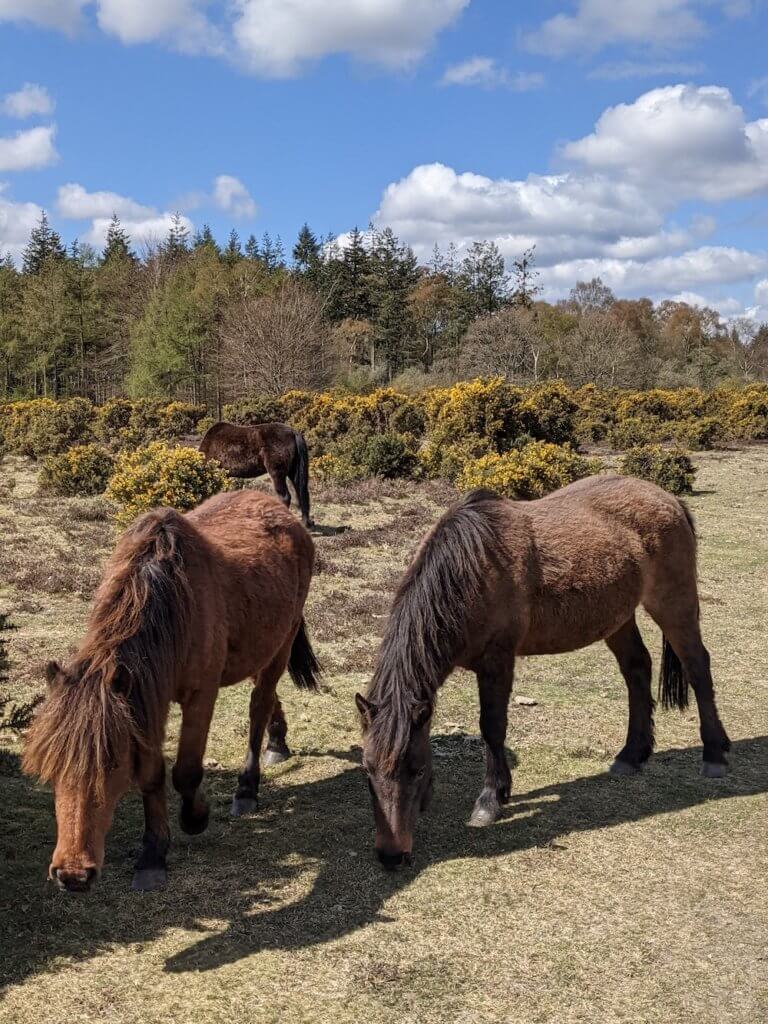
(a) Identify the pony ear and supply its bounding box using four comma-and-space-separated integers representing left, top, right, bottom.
411, 701, 432, 730
44, 660, 61, 686
355, 693, 377, 724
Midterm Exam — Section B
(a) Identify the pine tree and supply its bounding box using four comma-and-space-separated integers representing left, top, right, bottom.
193, 224, 219, 254
293, 224, 321, 274
224, 228, 242, 265
102, 214, 135, 264
244, 234, 260, 260
460, 240, 509, 316
261, 232, 279, 272
22, 211, 66, 275
367, 228, 419, 378
164, 213, 190, 262
274, 235, 286, 269
511, 246, 542, 309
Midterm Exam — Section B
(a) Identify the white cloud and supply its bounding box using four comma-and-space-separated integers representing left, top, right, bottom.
1, 83, 54, 119
524, 0, 748, 58
0, 0, 85, 32
0, 183, 42, 262
0, 125, 58, 172
748, 76, 768, 108
755, 279, 768, 306
56, 183, 156, 220
440, 57, 544, 91
587, 60, 704, 80
562, 85, 768, 202
231, 0, 469, 76
86, 212, 193, 249
212, 174, 257, 218
94, 0, 224, 53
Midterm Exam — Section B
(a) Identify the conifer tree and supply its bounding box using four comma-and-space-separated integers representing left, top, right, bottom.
102, 214, 135, 264
224, 228, 242, 264
22, 211, 66, 275
193, 224, 219, 254
244, 234, 260, 260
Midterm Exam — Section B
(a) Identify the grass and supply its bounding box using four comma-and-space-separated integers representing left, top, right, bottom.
1, 449, 767, 1024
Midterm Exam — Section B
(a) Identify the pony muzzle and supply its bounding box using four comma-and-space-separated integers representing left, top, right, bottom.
51, 864, 99, 893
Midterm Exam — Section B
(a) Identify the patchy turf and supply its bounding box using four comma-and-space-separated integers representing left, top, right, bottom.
0, 450, 767, 1024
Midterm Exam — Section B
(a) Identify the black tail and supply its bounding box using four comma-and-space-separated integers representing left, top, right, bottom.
287, 618, 321, 691
290, 431, 312, 527
659, 636, 689, 710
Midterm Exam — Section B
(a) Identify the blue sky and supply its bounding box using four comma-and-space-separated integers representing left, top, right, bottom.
1, 0, 767, 318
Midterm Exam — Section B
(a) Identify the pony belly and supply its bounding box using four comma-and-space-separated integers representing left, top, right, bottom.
518, 600, 638, 656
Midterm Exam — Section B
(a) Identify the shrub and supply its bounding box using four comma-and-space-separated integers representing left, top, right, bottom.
618, 445, 696, 495
519, 381, 579, 445
419, 433, 495, 482
93, 398, 133, 442
357, 432, 419, 479
673, 416, 727, 450
39, 444, 115, 497
222, 396, 287, 426
608, 416, 664, 450
457, 442, 601, 500
727, 384, 768, 440
157, 401, 207, 439
0, 398, 94, 457
106, 442, 230, 526
424, 378, 526, 453
311, 452, 365, 485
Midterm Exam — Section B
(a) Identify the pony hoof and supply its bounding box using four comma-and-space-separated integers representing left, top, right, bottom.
132, 868, 167, 892
701, 761, 728, 779
230, 796, 259, 817
610, 759, 641, 776
468, 805, 499, 828
180, 808, 210, 836
263, 747, 291, 766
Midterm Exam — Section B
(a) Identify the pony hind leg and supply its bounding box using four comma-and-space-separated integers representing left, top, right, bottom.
469, 651, 515, 828
265, 456, 291, 511
606, 617, 654, 776
644, 602, 731, 776
263, 695, 291, 766
231, 654, 289, 817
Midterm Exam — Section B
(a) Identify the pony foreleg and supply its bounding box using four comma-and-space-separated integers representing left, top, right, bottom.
469, 656, 514, 828
263, 695, 291, 766
133, 757, 170, 892
173, 691, 216, 836
606, 618, 654, 775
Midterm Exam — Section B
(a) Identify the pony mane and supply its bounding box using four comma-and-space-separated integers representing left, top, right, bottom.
23, 508, 195, 799
366, 489, 506, 773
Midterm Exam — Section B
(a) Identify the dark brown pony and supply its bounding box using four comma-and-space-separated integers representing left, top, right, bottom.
356, 475, 731, 868
200, 421, 313, 527
23, 489, 320, 893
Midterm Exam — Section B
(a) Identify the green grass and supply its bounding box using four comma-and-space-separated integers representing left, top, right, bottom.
1, 450, 767, 1024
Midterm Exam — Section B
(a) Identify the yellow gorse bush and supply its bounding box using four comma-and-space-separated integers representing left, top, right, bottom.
457, 442, 601, 500
105, 442, 230, 526
39, 444, 115, 497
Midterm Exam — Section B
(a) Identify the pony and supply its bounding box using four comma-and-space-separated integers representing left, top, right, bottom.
356, 476, 731, 868
200, 421, 313, 527
23, 489, 320, 893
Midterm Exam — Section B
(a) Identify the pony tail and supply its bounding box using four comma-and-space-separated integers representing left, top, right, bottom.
290, 431, 312, 526
287, 618, 321, 690
658, 636, 689, 711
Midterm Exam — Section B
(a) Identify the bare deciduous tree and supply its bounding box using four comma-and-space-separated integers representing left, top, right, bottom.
459, 306, 546, 382
557, 310, 642, 387
219, 279, 332, 398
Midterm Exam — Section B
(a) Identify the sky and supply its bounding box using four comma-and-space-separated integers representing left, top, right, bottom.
1, 0, 767, 320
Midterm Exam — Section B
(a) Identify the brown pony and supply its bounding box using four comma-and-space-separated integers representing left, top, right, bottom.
23, 489, 320, 893
356, 476, 731, 868
200, 421, 313, 527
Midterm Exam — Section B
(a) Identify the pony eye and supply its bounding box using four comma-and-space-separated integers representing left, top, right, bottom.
415, 766, 427, 780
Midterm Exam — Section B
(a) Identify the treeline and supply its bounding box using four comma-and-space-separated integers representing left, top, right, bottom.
1, 213, 767, 410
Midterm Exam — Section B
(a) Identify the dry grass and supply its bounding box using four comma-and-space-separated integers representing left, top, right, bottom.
1, 450, 767, 1024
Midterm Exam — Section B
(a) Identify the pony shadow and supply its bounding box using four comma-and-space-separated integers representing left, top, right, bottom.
310, 524, 350, 537
2, 735, 767, 990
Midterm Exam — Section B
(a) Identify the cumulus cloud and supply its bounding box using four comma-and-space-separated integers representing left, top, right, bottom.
562, 85, 768, 202
231, 0, 469, 76
0, 125, 58, 172
95, 0, 224, 53
212, 174, 257, 218
1, 83, 54, 119
54, 182, 193, 249
0, 0, 85, 32
0, 183, 42, 262
440, 57, 544, 91
56, 182, 155, 220
524, 0, 747, 58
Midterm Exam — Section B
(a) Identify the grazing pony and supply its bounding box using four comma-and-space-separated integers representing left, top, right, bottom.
24, 490, 320, 893
200, 421, 313, 527
356, 476, 730, 868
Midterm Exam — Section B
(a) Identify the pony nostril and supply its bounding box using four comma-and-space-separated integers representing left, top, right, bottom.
377, 849, 405, 870
55, 867, 97, 891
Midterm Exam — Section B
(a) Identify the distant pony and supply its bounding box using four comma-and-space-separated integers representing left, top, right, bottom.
24, 489, 320, 893
200, 421, 313, 527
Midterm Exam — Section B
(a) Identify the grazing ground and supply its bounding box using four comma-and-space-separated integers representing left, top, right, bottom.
1, 449, 767, 1024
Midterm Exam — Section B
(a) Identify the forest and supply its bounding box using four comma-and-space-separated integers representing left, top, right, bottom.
2, 213, 767, 412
